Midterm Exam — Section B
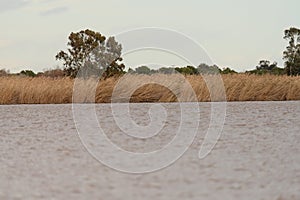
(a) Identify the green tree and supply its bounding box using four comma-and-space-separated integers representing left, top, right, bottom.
56, 29, 125, 78
175, 66, 198, 75
283, 27, 300, 76
246, 60, 284, 75
20, 70, 36, 77
220, 67, 237, 74
158, 67, 176, 74
197, 63, 220, 74
256, 60, 277, 70
135, 66, 151, 74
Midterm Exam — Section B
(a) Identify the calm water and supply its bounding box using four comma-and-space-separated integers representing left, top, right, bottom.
1, 102, 300, 200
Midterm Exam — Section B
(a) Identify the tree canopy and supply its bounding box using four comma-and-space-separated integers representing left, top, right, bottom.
246, 60, 284, 75
56, 29, 125, 78
283, 27, 300, 76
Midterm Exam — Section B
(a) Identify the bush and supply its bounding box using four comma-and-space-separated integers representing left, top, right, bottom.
20, 70, 36, 77
220, 67, 237, 74
0, 69, 10, 77
38, 68, 65, 78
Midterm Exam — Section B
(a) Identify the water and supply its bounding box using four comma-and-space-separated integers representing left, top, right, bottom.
0, 102, 300, 199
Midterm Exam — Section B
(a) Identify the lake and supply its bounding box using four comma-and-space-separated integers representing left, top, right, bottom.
0, 102, 299, 199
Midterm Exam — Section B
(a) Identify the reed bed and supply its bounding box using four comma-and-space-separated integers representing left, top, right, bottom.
0, 74, 299, 104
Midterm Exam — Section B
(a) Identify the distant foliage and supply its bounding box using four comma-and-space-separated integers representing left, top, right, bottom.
56, 29, 125, 78
283, 27, 300, 76
37, 68, 65, 78
256, 60, 278, 71
135, 66, 152, 74
20, 70, 36, 77
128, 66, 176, 74
246, 60, 285, 75
6, 27, 300, 79
158, 67, 176, 74
197, 63, 221, 74
0, 69, 10, 77
175, 66, 198, 75
127, 64, 236, 75
220, 67, 237, 74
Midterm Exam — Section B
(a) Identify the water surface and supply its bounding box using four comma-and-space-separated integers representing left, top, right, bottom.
0, 102, 299, 199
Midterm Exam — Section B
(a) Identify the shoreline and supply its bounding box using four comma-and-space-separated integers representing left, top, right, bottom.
0, 100, 299, 106
1, 74, 300, 104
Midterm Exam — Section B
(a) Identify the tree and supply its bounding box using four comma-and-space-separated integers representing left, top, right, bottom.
256, 60, 277, 71
283, 27, 300, 76
158, 67, 176, 74
0, 69, 9, 76
56, 29, 125, 78
220, 67, 237, 74
175, 66, 198, 75
246, 60, 284, 75
41, 68, 65, 78
127, 68, 135, 74
20, 70, 36, 77
197, 63, 220, 74
135, 66, 151, 74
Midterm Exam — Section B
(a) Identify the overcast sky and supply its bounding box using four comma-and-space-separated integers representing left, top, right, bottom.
0, 0, 299, 73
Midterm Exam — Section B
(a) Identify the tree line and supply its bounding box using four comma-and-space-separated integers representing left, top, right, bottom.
1, 27, 299, 77
127, 64, 237, 75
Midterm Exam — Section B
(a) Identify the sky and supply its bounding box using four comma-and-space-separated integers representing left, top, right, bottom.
0, 0, 299, 73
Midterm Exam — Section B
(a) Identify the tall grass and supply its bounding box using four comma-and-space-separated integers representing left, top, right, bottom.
0, 77, 73, 104
0, 74, 299, 104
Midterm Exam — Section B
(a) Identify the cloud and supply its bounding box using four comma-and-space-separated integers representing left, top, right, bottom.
39, 6, 68, 16
0, 0, 30, 13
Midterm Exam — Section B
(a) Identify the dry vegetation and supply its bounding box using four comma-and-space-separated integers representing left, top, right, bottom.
0, 74, 300, 104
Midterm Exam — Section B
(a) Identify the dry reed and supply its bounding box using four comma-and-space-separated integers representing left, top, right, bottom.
0, 74, 299, 104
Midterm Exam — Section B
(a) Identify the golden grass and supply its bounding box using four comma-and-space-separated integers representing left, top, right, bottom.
0, 74, 300, 104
